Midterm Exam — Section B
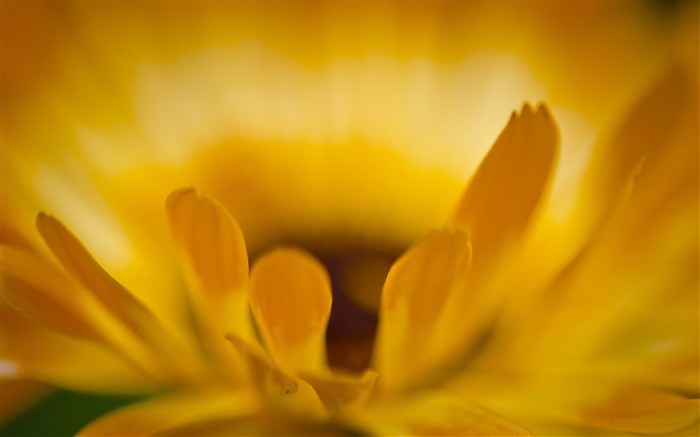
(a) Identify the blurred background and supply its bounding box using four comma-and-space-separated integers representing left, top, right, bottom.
2, 0, 697, 435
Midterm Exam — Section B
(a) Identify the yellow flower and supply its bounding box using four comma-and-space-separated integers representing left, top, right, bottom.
4, 88, 699, 435
1, 1, 698, 435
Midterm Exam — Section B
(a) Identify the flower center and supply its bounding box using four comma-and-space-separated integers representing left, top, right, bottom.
323, 249, 397, 372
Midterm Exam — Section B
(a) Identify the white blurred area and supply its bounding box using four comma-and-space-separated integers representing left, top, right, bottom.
128, 45, 595, 215
39, 44, 599, 271
125, 45, 593, 174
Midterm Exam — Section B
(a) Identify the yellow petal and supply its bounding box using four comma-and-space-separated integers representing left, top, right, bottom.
365, 391, 534, 436
580, 388, 700, 435
1, 303, 159, 394
76, 389, 260, 437
580, 68, 689, 236
449, 103, 558, 269
225, 334, 299, 396
299, 369, 377, 410
373, 229, 471, 391
1, 244, 104, 340
225, 335, 328, 419
249, 248, 332, 372
35, 213, 201, 380
155, 413, 353, 437
36, 213, 158, 334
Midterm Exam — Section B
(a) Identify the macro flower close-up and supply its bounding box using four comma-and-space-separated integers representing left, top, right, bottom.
1, 1, 699, 436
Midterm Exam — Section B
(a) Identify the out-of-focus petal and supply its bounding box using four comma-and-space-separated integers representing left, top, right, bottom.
75, 389, 260, 437
0, 380, 48, 426
517, 71, 697, 373
155, 414, 356, 437
363, 391, 534, 436
249, 248, 332, 373
299, 369, 377, 410
35, 214, 203, 381
0, 303, 158, 394
225, 335, 298, 397
1, 244, 106, 340
580, 388, 699, 435
576, 68, 693, 243
36, 213, 157, 333
0, 244, 176, 383
449, 103, 558, 269
225, 335, 326, 418
373, 229, 471, 391
227, 335, 376, 411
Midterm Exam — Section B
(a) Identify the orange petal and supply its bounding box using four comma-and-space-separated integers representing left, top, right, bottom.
580, 388, 700, 435
373, 229, 471, 391
0, 380, 48, 426
76, 389, 260, 437
165, 188, 249, 319
449, 103, 558, 269
249, 248, 332, 372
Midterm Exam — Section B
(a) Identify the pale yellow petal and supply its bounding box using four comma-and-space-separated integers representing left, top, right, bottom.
249, 248, 332, 372
449, 103, 558, 270
76, 389, 260, 437
373, 229, 471, 391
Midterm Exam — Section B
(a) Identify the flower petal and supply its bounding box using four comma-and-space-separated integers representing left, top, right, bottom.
1, 244, 104, 340
299, 369, 378, 410
580, 388, 700, 435
35, 213, 201, 380
76, 389, 260, 437
0, 380, 47, 426
225, 334, 299, 396
373, 229, 471, 391
166, 188, 252, 375
1, 302, 159, 394
364, 391, 534, 436
225, 335, 328, 418
249, 248, 332, 372
165, 188, 250, 335
579, 68, 690, 236
449, 103, 558, 269
36, 213, 158, 333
